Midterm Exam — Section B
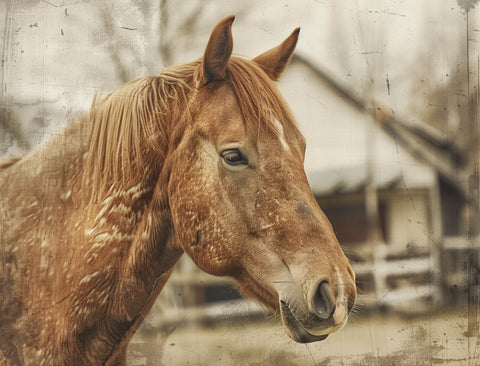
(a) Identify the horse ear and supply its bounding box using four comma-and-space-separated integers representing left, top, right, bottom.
203, 15, 235, 84
253, 27, 300, 81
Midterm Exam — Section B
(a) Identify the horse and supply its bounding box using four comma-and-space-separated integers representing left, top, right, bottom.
0, 16, 356, 365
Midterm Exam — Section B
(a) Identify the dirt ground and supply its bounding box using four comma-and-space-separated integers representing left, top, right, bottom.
127, 307, 480, 365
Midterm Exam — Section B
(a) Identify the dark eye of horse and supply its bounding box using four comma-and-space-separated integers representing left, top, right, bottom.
221, 149, 249, 166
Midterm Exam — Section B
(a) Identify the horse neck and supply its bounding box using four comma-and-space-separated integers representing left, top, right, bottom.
77, 128, 183, 320
81, 159, 177, 266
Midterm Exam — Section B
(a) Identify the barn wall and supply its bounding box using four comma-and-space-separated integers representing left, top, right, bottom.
384, 190, 431, 247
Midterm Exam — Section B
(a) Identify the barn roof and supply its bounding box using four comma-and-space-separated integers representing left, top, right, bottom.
280, 54, 465, 198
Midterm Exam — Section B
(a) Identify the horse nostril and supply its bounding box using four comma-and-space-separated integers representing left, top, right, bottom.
312, 281, 335, 319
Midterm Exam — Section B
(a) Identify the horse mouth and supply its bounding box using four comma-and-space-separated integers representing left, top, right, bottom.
280, 300, 331, 343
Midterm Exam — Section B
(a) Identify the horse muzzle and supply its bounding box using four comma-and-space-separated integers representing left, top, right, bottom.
278, 280, 352, 343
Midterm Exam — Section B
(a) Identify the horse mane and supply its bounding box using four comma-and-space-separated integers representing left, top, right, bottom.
84, 62, 198, 198
84, 56, 296, 199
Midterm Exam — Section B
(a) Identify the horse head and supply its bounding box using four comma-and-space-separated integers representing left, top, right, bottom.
168, 16, 356, 343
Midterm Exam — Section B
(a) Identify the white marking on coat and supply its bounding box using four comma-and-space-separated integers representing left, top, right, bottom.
79, 270, 100, 285
274, 119, 290, 151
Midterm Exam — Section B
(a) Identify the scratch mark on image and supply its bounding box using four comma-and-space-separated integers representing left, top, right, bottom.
386, 74, 390, 96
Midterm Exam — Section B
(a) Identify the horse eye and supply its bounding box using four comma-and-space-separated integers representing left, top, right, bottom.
221, 149, 248, 166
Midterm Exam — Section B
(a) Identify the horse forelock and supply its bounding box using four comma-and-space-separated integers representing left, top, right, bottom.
224, 57, 298, 138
